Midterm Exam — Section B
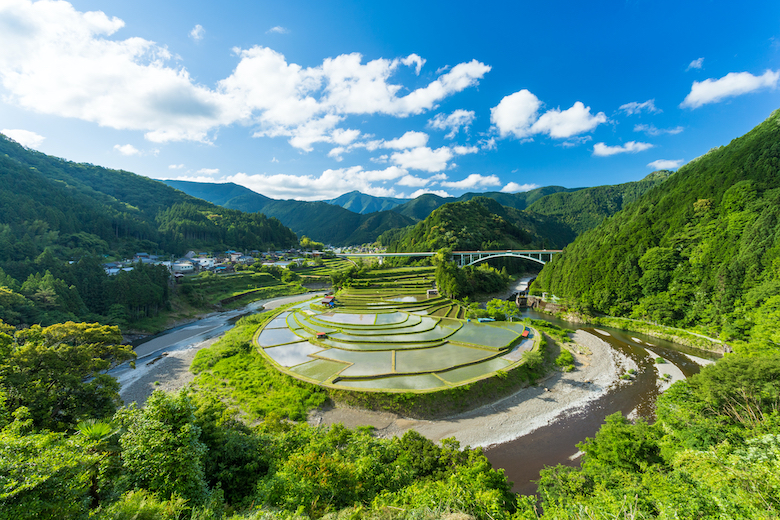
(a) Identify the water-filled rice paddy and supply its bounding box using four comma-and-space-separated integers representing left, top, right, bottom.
256, 288, 538, 393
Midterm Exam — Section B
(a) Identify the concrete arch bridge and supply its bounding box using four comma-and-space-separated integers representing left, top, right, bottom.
336, 249, 562, 267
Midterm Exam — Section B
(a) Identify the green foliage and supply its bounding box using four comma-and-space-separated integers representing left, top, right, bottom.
0, 408, 95, 520
116, 391, 208, 504
555, 349, 574, 370
191, 308, 328, 421
534, 109, 780, 345
386, 197, 574, 254
0, 321, 133, 430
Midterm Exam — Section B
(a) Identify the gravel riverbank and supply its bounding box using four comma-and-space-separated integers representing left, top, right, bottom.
308, 330, 637, 448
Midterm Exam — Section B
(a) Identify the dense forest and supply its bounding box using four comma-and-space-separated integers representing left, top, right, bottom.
380, 197, 576, 252
0, 133, 298, 326
533, 109, 780, 351
525, 170, 673, 234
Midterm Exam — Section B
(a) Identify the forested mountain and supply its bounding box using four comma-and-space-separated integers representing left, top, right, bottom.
324, 190, 409, 214
388, 186, 579, 221
526, 170, 673, 234
534, 108, 780, 350
382, 197, 576, 252
165, 180, 417, 245
0, 133, 298, 326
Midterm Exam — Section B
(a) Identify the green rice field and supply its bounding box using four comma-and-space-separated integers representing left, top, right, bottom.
254, 268, 539, 393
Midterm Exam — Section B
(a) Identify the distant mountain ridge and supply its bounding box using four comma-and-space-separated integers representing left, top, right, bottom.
164, 180, 416, 246
324, 191, 409, 214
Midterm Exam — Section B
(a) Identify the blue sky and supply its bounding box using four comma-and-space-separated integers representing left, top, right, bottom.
1, 0, 779, 201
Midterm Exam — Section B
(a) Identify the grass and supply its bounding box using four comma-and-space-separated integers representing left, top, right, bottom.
190, 303, 329, 421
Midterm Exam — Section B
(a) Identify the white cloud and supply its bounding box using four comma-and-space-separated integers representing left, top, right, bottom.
390, 146, 454, 172
440, 173, 501, 189
501, 182, 539, 193
648, 159, 684, 170
410, 188, 452, 198
530, 102, 607, 138
491, 89, 606, 139
686, 57, 704, 71
619, 99, 661, 115
197, 168, 220, 175
271, 157, 279, 163
221, 166, 407, 200
0, 1, 489, 149
634, 124, 684, 136
168, 163, 185, 169
189, 24, 205, 41
266, 26, 289, 34
593, 141, 654, 157
114, 143, 140, 156
428, 109, 475, 138
401, 54, 425, 75
490, 89, 541, 138
2, 128, 45, 148
681, 70, 780, 109
397, 174, 431, 187
383, 131, 429, 150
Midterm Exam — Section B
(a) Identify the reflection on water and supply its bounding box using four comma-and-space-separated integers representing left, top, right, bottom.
484, 309, 713, 496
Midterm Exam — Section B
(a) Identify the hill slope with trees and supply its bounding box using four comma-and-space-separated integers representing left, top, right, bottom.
381, 197, 576, 252
534, 108, 780, 351
0, 134, 298, 327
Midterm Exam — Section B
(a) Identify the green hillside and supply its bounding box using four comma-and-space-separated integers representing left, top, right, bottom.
382, 197, 576, 252
390, 186, 577, 221
165, 180, 417, 245
526, 170, 673, 234
0, 133, 298, 326
534, 108, 780, 350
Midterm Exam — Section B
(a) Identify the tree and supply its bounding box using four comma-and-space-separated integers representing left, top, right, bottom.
0, 322, 134, 430
117, 391, 208, 504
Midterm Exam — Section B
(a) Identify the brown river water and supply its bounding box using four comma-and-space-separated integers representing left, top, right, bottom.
485, 309, 713, 496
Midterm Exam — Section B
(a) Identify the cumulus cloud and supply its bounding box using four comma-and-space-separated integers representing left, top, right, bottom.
687, 57, 704, 71
0, 1, 490, 149
266, 26, 289, 34
383, 131, 429, 150
648, 159, 684, 170
217, 166, 407, 200
390, 146, 454, 172
2, 128, 45, 148
397, 174, 432, 187
501, 182, 539, 193
428, 109, 475, 138
190, 24, 205, 41
409, 188, 452, 198
401, 54, 425, 75
440, 173, 501, 189
592, 141, 654, 157
114, 143, 141, 156
681, 70, 780, 109
619, 99, 661, 115
197, 168, 220, 175
168, 163, 185, 169
491, 89, 606, 140
634, 124, 684, 136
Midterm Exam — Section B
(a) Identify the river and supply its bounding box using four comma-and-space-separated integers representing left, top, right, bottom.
113, 288, 716, 497
485, 308, 717, 495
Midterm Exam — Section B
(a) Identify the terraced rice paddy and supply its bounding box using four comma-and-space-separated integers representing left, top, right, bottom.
255, 282, 539, 393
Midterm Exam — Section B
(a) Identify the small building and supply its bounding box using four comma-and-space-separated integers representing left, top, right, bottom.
321, 296, 335, 308
316, 332, 327, 339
